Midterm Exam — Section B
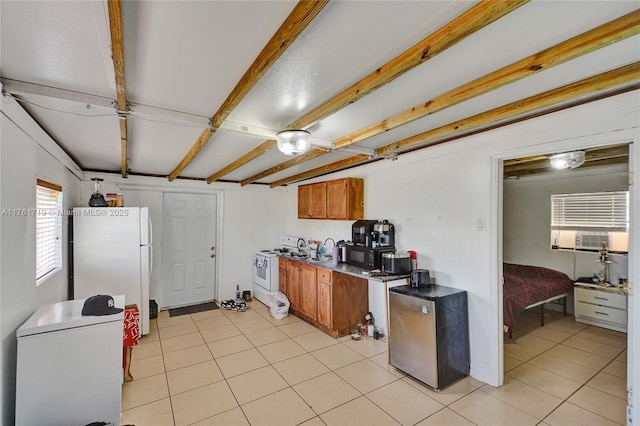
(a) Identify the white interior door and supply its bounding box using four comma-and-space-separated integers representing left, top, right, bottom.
162, 193, 217, 308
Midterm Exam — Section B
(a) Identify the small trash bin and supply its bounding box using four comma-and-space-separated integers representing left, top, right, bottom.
267, 291, 290, 319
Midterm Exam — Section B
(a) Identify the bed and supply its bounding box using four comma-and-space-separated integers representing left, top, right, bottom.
503, 263, 575, 338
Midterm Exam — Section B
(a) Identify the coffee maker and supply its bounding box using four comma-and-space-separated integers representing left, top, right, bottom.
346, 220, 396, 270
372, 220, 395, 248
351, 220, 378, 247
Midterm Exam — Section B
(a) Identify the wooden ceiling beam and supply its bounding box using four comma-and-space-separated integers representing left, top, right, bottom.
289, 0, 529, 130
585, 144, 630, 159
169, 129, 214, 180
213, 1, 328, 128
270, 155, 371, 188
107, 0, 128, 177
206, 140, 277, 184
335, 9, 640, 149
239, 0, 528, 185
505, 156, 629, 178
504, 144, 630, 175
275, 75, 637, 186
168, 0, 329, 182
376, 62, 640, 157
504, 144, 630, 173
240, 148, 327, 186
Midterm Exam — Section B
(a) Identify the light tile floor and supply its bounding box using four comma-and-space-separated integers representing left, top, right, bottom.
122, 302, 627, 426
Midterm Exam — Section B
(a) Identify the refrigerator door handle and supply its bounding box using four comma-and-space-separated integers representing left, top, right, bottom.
148, 216, 153, 245
149, 244, 154, 277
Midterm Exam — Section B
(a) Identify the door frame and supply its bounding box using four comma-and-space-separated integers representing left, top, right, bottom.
163, 189, 224, 305
490, 129, 638, 414
161, 192, 219, 308
119, 185, 225, 307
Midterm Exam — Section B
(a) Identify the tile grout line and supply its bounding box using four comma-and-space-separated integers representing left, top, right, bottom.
506, 316, 627, 425
538, 346, 628, 426
198, 313, 254, 426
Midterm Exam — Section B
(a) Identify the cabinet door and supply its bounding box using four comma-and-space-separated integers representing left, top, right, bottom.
279, 258, 288, 296
317, 280, 332, 329
300, 264, 317, 319
287, 262, 301, 311
310, 182, 327, 218
326, 179, 347, 219
298, 185, 312, 218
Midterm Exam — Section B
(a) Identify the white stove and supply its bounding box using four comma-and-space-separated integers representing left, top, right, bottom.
256, 249, 279, 258
253, 236, 307, 305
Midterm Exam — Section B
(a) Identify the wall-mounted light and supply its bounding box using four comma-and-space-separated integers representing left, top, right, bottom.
549, 151, 585, 170
276, 130, 311, 155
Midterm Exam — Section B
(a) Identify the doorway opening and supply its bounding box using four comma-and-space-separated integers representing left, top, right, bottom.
495, 141, 632, 423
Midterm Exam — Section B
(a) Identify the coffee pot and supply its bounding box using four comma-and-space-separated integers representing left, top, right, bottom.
410, 269, 431, 288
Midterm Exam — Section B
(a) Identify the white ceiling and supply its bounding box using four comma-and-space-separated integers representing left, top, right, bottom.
1, 1, 638, 186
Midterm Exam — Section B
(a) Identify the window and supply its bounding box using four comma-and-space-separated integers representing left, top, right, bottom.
36, 179, 63, 283
551, 191, 629, 253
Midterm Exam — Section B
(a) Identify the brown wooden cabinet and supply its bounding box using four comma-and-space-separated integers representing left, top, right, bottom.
326, 178, 363, 219
316, 268, 332, 329
286, 259, 301, 312
297, 177, 363, 220
331, 272, 368, 337
279, 259, 368, 338
299, 263, 317, 319
279, 258, 288, 296
297, 185, 312, 218
309, 182, 327, 218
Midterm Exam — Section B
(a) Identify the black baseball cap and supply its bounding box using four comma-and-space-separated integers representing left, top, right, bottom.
82, 295, 124, 316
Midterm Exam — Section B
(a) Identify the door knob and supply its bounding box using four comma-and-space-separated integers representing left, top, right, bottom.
211, 246, 215, 251
210, 253, 215, 258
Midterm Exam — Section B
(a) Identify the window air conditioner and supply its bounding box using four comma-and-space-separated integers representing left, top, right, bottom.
575, 231, 610, 250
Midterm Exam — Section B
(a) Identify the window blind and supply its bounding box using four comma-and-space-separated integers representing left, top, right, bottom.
36, 180, 63, 281
551, 191, 629, 231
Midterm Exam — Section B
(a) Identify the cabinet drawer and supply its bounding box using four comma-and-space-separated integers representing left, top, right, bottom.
576, 302, 627, 326
317, 268, 332, 283
576, 288, 627, 309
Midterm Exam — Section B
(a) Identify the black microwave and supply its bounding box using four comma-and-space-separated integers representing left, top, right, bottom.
345, 245, 395, 271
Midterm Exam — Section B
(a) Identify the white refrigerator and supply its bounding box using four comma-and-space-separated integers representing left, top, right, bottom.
72, 207, 152, 335
15, 296, 124, 425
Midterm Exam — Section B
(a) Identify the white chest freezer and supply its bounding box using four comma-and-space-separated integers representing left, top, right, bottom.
15, 296, 124, 426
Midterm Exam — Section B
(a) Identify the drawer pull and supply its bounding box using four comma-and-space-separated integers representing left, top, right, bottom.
594, 311, 609, 316
594, 296, 609, 300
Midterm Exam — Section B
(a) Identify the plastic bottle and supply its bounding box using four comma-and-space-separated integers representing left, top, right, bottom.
236, 284, 241, 300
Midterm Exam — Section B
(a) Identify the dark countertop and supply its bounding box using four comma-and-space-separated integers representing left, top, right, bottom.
278, 254, 410, 282
389, 284, 466, 300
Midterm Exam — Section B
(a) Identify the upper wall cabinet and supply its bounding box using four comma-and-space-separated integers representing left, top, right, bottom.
298, 178, 363, 220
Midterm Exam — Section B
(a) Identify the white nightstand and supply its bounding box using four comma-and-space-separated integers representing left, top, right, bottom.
574, 284, 627, 332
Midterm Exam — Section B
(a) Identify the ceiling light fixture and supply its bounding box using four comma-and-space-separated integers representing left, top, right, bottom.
549, 151, 585, 170
276, 129, 311, 155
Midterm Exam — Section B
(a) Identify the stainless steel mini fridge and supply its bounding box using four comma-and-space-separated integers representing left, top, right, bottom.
388, 285, 469, 389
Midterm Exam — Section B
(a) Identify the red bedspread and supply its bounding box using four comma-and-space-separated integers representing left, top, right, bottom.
503, 263, 574, 328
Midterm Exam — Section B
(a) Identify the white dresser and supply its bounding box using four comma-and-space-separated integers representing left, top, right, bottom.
574, 284, 628, 332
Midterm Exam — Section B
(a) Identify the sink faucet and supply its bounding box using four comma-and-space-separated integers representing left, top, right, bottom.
324, 238, 336, 250
296, 238, 306, 254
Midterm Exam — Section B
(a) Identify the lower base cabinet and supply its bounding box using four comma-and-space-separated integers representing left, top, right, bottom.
317, 275, 332, 329
574, 286, 627, 332
280, 259, 368, 337
300, 263, 317, 319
